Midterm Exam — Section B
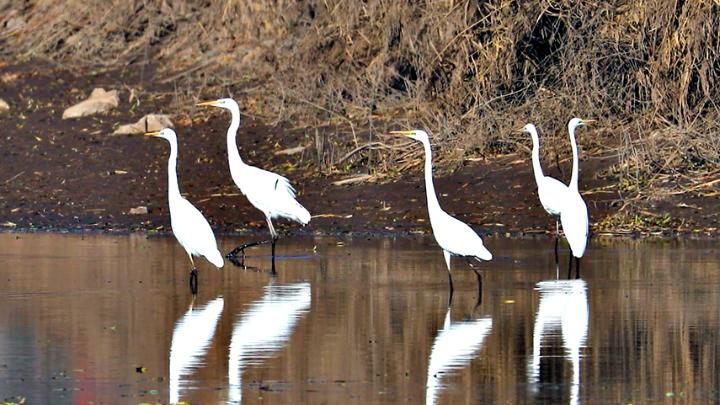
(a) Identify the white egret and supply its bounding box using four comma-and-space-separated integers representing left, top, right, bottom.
522, 123, 570, 241
561, 118, 592, 275
197, 98, 311, 270
144, 129, 224, 293
391, 130, 492, 297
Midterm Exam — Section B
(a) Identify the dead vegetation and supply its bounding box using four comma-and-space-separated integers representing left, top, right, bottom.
1, 0, 719, 205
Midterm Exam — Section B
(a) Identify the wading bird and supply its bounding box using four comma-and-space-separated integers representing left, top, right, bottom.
391, 130, 492, 299
522, 123, 570, 260
561, 118, 592, 276
144, 129, 224, 294
197, 98, 310, 271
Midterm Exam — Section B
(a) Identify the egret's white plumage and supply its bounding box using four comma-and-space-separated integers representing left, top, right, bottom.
523, 124, 570, 225
146, 129, 224, 269
391, 130, 491, 292
198, 98, 310, 241
561, 118, 590, 259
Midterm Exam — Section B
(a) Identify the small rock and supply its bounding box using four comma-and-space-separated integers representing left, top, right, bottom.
113, 114, 174, 135
4, 16, 25, 30
62, 88, 119, 119
0, 98, 8, 113
129, 206, 148, 215
65, 33, 83, 48
0, 72, 19, 83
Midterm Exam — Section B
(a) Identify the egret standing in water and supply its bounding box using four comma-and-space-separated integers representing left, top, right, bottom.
390, 130, 492, 299
144, 129, 224, 294
197, 98, 311, 271
561, 118, 592, 276
522, 123, 570, 260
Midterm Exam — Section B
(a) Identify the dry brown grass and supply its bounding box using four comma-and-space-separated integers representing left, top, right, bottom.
1, 1, 719, 197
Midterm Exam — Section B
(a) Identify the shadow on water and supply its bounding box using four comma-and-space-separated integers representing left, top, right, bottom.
0, 234, 719, 403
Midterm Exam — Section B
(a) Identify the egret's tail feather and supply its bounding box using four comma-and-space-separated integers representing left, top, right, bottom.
297, 205, 311, 225
285, 203, 311, 225
207, 249, 224, 268
476, 245, 492, 261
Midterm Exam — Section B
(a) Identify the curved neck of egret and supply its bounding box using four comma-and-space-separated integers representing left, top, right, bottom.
529, 128, 545, 185
568, 124, 580, 191
421, 138, 442, 217
166, 136, 181, 199
226, 106, 245, 169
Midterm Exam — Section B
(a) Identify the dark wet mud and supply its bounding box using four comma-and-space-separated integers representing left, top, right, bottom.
0, 233, 718, 404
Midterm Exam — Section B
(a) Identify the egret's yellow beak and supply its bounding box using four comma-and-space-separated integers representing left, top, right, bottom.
144, 131, 161, 137
389, 130, 414, 136
197, 100, 220, 107
582, 119, 596, 125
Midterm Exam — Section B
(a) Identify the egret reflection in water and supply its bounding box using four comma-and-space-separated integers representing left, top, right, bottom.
228, 282, 311, 403
528, 278, 589, 405
169, 296, 224, 404
426, 308, 493, 405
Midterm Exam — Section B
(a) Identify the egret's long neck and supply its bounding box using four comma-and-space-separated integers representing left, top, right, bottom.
167, 137, 181, 199
226, 107, 245, 169
569, 125, 580, 191
529, 130, 545, 185
422, 139, 442, 216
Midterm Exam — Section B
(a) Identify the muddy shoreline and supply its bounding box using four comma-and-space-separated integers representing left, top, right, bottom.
0, 61, 717, 239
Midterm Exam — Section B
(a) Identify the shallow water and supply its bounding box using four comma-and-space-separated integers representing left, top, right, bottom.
0, 233, 718, 404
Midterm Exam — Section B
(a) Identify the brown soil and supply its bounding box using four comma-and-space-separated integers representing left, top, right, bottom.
0, 61, 716, 237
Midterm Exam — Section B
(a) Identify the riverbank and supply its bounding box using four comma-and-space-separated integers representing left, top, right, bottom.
0, 60, 716, 238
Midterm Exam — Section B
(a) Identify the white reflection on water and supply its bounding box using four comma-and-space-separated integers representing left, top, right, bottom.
228, 282, 311, 404
529, 278, 589, 405
426, 308, 493, 405
169, 297, 225, 404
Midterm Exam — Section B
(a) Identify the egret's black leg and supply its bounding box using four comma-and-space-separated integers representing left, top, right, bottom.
465, 257, 483, 306
575, 257, 581, 279
270, 237, 278, 276
443, 251, 454, 306
472, 267, 483, 306
227, 240, 273, 267
567, 254, 573, 279
189, 268, 198, 296
447, 272, 454, 306
554, 219, 560, 265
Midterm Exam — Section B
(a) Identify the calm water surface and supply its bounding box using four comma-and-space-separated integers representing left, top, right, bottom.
0, 233, 718, 404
